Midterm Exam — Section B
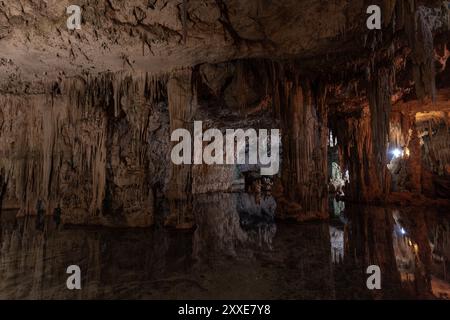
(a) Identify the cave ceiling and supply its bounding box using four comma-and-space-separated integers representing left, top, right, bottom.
0, 0, 446, 97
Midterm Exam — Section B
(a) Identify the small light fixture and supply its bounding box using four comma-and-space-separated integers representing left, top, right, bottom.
392, 148, 402, 158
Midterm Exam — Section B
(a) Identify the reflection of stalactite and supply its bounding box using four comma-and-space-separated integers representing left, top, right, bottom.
397, 208, 434, 296
0, 216, 187, 299
430, 218, 450, 281
342, 205, 404, 298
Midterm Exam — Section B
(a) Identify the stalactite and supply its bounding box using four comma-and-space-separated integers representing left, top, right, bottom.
388, 110, 429, 195
406, 124, 422, 193
271, 64, 329, 220
0, 72, 170, 226
382, 0, 398, 28
0, 168, 7, 217
165, 68, 196, 229
332, 106, 385, 202
182, 0, 188, 44
389, 111, 411, 148
401, 0, 437, 100
422, 118, 450, 176
367, 65, 395, 196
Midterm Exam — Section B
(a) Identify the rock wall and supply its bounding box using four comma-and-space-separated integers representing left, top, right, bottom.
271, 65, 329, 220
0, 74, 170, 227
388, 107, 450, 200
331, 106, 386, 203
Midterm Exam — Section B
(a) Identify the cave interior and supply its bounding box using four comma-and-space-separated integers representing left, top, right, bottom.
0, 0, 449, 299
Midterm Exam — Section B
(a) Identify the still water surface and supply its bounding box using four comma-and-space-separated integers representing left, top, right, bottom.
0, 194, 449, 299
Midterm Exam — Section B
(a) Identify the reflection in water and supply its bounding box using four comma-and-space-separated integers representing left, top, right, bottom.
0, 194, 449, 299
332, 205, 450, 299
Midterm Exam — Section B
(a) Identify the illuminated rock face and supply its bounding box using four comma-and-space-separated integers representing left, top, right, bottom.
0, 1, 449, 226
0, 0, 367, 92
0, 75, 171, 226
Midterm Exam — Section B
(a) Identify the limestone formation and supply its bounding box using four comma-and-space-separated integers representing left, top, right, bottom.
0, 1, 449, 227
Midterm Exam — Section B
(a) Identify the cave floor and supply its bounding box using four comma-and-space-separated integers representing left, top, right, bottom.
0, 202, 449, 300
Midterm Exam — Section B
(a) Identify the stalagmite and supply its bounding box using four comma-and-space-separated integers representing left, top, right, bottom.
271, 64, 329, 220
332, 107, 378, 202
0, 169, 7, 217
406, 125, 422, 193
367, 65, 395, 199
166, 68, 197, 229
